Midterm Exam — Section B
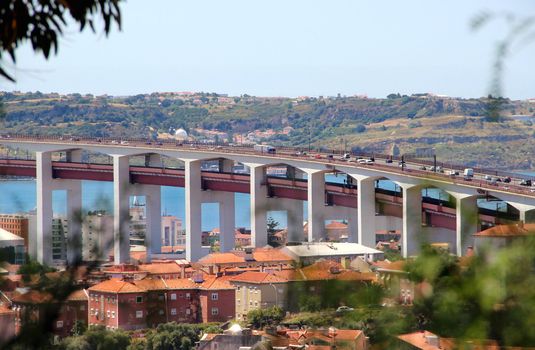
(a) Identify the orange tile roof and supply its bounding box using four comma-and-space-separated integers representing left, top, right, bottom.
164, 278, 200, 290
229, 271, 288, 284
67, 289, 88, 301
138, 262, 184, 274
0, 305, 14, 315
252, 248, 293, 262
199, 252, 245, 265
160, 245, 185, 253
300, 260, 376, 282
332, 329, 363, 340
88, 279, 144, 293
201, 275, 235, 290
133, 278, 167, 291
396, 331, 523, 350
474, 223, 535, 237
326, 221, 348, 229
373, 260, 406, 272
272, 269, 305, 281
11, 290, 54, 304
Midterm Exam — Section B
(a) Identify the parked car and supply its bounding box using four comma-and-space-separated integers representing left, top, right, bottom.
327, 154, 334, 160
420, 165, 427, 170
336, 306, 354, 314
339, 153, 351, 160
314, 154, 322, 159
385, 158, 393, 164
520, 179, 532, 187
503, 177, 511, 183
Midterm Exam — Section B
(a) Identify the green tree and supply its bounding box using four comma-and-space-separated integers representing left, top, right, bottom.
17, 258, 56, 282
405, 240, 535, 347
70, 320, 87, 337
354, 124, 366, 133
266, 217, 279, 235
298, 295, 322, 312
247, 306, 285, 329
144, 322, 203, 350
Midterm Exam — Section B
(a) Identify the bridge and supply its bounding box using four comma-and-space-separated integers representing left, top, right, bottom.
1, 135, 535, 265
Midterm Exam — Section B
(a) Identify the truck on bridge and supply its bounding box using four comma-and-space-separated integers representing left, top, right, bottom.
254, 144, 276, 154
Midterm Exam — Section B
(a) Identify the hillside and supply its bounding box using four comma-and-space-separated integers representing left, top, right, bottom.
1, 91, 535, 170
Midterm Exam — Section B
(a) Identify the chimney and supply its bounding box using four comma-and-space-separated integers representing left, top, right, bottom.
208, 265, 214, 275
180, 265, 185, 279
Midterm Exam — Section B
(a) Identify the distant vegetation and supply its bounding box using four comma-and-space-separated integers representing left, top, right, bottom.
1, 91, 535, 170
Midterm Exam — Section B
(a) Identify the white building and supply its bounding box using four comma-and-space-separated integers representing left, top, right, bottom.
161, 215, 184, 247
281, 242, 384, 266
82, 212, 114, 261
0, 227, 25, 264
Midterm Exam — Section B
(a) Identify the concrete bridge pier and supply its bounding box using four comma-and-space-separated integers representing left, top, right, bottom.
113, 155, 131, 264
248, 164, 268, 248
65, 150, 83, 265
357, 177, 376, 248
185, 159, 203, 262
283, 199, 304, 242
36, 151, 54, 266
402, 185, 422, 258
455, 196, 479, 256
144, 185, 162, 262
201, 190, 236, 253
307, 170, 326, 242
65, 180, 82, 265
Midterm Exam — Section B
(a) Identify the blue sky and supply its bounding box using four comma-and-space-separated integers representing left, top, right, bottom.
3, 0, 535, 99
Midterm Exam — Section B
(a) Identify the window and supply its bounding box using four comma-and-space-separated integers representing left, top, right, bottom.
107, 310, 110, 318
80, 305, 85, 311
159, 309, 164, 315
211, 293, 218, 301
171, 308, 177, 315
170, 293, 177, 300
185, 293, 190, 299
158, 294, 164, 301
186, 308, 191, 315
56, 321, 63, 328
211, 307, 219, 315
111, 311, 115, 319
136, 296, 143, 303
90, 308, 94, 316
136, 310, 143, 318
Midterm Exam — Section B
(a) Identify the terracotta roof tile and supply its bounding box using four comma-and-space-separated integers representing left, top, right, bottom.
11, 290, 54, 304
88, 279, 144, 293
326, 221, 348, 229
199, 252, 245, 265
133, 278, 167, 291
373, 260, 406, 272
252, 248, 293, 262
201, 275, 235, 290
163, 278, 200, 290
474, 223, 535, 237
67, 289, 88, 301
0, 305, 14, 315
138, 262, 184, 274
229, 271, 288, 284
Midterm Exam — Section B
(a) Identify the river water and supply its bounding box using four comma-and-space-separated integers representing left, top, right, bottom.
0, 172, 511, 230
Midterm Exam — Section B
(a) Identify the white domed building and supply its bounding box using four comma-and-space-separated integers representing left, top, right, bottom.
174, 128, 188, 141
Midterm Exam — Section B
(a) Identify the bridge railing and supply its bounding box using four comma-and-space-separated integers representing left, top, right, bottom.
1, 133, 535, 195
